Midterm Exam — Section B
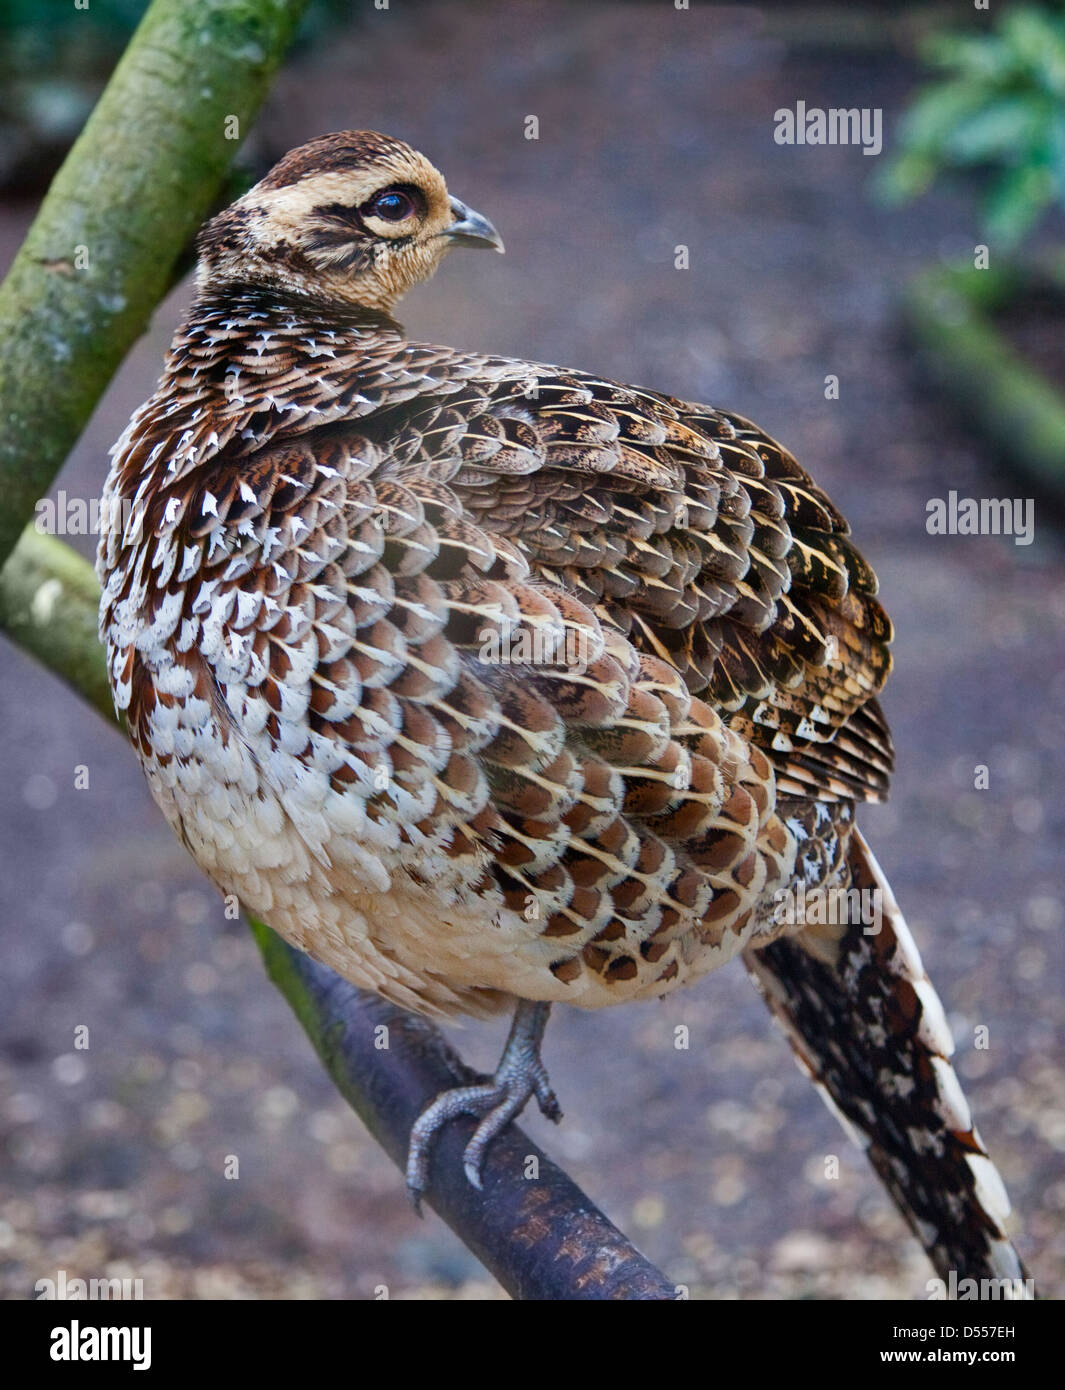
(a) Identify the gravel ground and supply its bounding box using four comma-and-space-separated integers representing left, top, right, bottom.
2, 1, 1063, 1300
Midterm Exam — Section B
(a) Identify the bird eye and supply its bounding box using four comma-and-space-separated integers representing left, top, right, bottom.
366, 188, 417, 222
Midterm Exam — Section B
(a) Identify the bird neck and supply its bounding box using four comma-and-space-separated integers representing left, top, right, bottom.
104, 283, 420, 530
187, 281, 407, 342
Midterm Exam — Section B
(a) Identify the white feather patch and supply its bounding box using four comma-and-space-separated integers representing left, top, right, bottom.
930, 1054, 972, 1133
965, 1152, 1012, 1228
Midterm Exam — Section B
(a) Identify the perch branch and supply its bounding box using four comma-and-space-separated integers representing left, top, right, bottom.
252, 919, 678, 1300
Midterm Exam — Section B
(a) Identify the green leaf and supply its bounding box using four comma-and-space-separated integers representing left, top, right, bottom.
1001, 9, 1065, 96
896, 81, 987, 155
876, 150, 939, 205
944, 95, 1049, 165
921, 32, 1009, 82
984, 162, 1054, 246
887, 6, 1065, 247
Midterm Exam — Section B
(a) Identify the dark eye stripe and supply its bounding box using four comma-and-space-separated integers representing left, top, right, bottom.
314, 202, 369, 234
310, 183, 426, 257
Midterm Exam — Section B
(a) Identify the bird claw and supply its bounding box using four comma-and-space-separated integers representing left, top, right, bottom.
405, 1001, 558, 1208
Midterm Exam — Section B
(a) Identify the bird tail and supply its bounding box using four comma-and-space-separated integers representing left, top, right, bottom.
744, 828, 1033, 1296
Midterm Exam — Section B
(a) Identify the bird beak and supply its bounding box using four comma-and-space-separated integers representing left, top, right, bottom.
444, 196, 505, 253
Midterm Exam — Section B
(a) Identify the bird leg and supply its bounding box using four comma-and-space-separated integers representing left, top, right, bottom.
405, 1000, 561, 1208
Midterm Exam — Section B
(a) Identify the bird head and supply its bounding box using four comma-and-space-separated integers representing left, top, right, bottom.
195, 130, 504, 314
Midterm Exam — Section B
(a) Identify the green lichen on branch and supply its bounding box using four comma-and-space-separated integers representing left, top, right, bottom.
0, 0, 310, 569
0, 525, 118, 725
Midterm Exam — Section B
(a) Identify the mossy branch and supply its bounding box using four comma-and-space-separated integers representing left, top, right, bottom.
0, 0, 310, 568
0, 527, 118, 724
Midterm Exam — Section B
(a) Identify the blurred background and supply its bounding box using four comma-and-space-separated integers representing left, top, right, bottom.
2, 0, 1064, 1300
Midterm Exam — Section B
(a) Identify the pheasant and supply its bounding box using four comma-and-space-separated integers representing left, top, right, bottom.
98, 130, 1029, 1292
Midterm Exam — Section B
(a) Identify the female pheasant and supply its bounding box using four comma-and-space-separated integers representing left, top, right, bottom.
98, 131, 1029, 1291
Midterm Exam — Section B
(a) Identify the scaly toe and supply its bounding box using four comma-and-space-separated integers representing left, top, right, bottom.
460, 1085, 530, 1188
532, 1068, 562, 1123
404, 1001, 558, 1201
405, 1081, 499, 1207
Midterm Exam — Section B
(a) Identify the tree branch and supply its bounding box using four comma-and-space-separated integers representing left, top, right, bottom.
0, 528, 119, 726
0, 0, 310, 568
252, 920, 678, 1300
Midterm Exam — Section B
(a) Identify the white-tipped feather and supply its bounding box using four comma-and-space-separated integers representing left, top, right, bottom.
912, 975, 956, 1058
965, 1152, 1012, 1227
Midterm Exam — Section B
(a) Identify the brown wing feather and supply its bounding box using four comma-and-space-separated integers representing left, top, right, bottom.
388, 371, 894, 803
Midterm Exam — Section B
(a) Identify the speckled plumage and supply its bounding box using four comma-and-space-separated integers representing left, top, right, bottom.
98, 131, 1030, 1290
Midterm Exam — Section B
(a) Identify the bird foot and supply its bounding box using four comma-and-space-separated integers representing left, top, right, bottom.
405, 1001, 559, 1209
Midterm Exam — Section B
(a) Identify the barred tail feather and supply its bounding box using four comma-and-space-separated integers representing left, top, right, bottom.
744, 829, 1032, 1295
